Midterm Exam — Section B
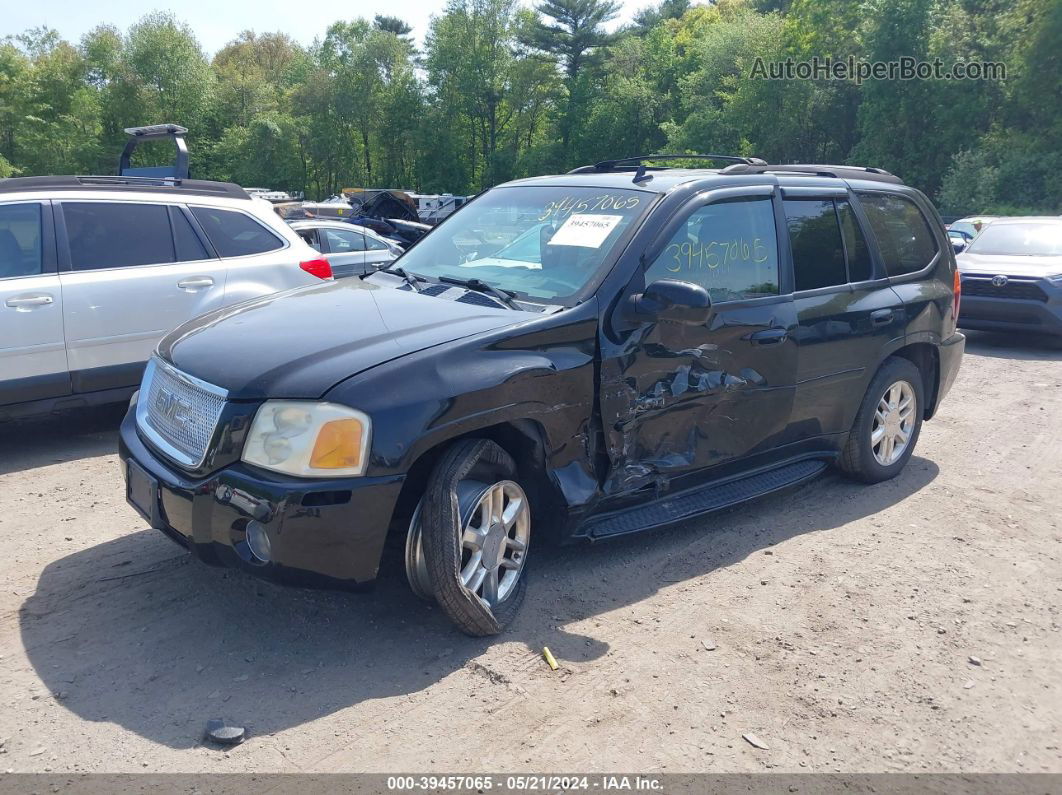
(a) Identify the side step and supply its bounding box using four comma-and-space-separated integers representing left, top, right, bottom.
584, 458, 828, 540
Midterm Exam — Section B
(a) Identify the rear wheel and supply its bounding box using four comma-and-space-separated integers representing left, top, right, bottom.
405, 439, 530, 635
838, 357, 924, 483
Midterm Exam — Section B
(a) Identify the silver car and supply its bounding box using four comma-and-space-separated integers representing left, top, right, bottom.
0, 176, 330, 420
956, 217, 1062, 337
289, 219, 401, 279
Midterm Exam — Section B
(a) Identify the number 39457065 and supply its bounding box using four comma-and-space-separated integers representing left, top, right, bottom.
664, 238, 770, 273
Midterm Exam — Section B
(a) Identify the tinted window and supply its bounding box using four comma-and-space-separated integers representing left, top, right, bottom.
64, 202, 174, 270
0, 203, 43, 278
645, 197, 779, 302
785, 199, 847, 291
858, 193, 938, 276
323, 228, 365, 252
171, 208, 211, 262
837, 199, 872, 282
190, 207, 283, 258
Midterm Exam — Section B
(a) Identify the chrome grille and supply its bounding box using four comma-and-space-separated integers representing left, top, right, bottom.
136, 358, 228, 467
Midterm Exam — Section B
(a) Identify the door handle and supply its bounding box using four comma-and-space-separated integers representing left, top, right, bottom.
749, 328, 788, 345
871, 309, 894, 326
5, 294, 54, 308
177, 277, 215, 289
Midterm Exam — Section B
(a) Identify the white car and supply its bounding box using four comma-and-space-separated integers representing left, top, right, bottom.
289, 219, 402, 279
0, 175, 332, 420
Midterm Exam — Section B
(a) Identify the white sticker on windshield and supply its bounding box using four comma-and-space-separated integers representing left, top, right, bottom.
547, 214, 623, 248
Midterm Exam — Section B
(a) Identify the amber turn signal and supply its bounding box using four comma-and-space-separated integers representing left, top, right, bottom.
309, 418, 364, 470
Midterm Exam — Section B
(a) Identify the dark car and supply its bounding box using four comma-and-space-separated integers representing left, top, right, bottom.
119, 155, 965, 635
955, 217, 1062, 337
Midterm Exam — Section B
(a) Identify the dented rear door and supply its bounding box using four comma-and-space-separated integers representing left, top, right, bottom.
598, 187, 798, 496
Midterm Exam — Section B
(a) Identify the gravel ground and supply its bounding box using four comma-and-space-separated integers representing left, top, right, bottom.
0, 330, 1059, 774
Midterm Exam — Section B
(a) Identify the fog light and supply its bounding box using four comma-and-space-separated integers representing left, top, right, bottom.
246, 520, 272, 563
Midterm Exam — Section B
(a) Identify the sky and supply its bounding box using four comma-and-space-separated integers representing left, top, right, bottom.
2, 0, 655, 55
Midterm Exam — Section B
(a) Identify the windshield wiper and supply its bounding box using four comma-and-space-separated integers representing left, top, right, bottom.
439, 276, 520, 309
375, 263, 428, 293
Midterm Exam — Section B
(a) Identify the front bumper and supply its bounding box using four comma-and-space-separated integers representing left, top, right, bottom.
958, 280, 1062, 336
119, 401, 404, 589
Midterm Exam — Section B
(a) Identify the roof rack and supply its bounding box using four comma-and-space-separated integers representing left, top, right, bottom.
719, 163, 903, 185
0, 175, 251, 200
119, 123, 190, 179
568, 153, 767, 175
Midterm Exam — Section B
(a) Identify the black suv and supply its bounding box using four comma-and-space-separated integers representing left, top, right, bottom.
119, 155, 965, 635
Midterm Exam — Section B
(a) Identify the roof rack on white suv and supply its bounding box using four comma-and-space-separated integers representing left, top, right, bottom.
0, 175, 250, 199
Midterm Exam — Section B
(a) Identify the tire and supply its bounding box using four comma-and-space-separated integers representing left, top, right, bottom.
414, 439, 531, 636
838, 357, 925, 484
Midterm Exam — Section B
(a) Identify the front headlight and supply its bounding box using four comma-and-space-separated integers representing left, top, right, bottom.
242, 401, 371, 478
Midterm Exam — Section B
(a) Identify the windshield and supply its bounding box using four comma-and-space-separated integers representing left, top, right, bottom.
967, 222, 1062, 257
394, 185, 652, 303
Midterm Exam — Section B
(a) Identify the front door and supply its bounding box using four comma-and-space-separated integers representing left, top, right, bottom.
0, 200, 70, 406
599, 189, 798, 497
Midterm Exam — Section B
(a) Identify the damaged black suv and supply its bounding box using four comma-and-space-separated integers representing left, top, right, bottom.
120, 155, 965, 635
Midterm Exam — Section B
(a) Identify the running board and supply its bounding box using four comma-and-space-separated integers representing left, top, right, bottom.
584, 458, 828, 540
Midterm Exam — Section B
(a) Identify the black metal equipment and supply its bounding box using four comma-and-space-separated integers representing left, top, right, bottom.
119, 124, 190, 180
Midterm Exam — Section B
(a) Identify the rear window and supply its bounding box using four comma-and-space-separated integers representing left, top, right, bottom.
64, 202, 174, 270
0, 202, 43, 278
858, 193, 938, 277
171, 208, 212, 262
784, 199, 847, 291
190, 207, 284, 258
837, 199, 872, 282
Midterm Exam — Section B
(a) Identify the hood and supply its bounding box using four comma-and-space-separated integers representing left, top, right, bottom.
957, 251, 1062, 278
158, 280, 527, 400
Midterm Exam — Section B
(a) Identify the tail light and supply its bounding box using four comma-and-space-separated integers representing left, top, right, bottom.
952, 267, 961, 321
300, 258, 333, 280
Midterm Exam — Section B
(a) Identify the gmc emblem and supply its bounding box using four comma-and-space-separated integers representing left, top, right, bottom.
155, 387, 193, 428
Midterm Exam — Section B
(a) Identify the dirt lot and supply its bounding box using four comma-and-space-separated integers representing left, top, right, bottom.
0, 330, 1059, 774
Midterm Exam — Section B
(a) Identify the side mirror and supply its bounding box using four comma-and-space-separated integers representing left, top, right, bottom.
628, 279, 712, 325
951, 239, 967, 254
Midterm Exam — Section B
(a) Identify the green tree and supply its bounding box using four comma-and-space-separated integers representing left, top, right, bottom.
525, 0, 621, 156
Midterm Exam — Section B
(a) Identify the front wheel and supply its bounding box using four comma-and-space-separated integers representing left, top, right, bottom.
838, 357, 925, 484
406, 439, 530, 636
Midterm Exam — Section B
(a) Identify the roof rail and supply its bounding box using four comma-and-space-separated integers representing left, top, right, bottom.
0, 175, 251, 200
568, 153, 767, 175
119, 123, 189, 180
718, 163, 903, 185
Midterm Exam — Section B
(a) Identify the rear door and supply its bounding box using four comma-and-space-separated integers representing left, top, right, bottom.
0, 200, 69, 406
57, 201, 226, 393
318, 226, 368, 278
783, 190, 906, 439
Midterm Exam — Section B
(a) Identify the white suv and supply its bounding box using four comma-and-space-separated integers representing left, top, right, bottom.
0, 176, 332, 420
